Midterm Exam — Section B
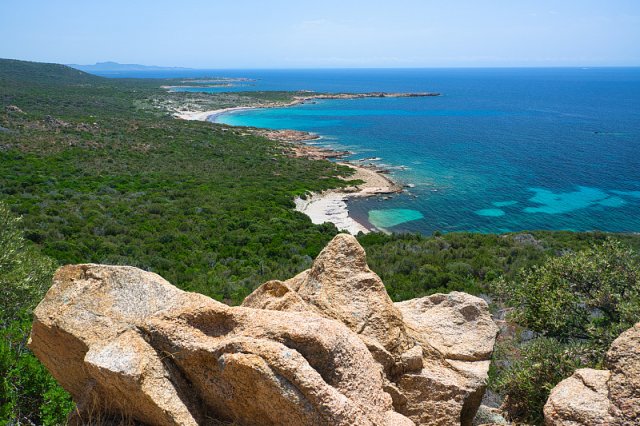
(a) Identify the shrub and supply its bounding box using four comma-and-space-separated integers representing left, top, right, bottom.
489, 337, 585, 425
0, 203, 73, 425
493, 238, 640, 351
490, 239, 640, 424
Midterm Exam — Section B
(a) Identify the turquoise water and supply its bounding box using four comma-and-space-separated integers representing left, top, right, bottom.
209, 68, 640, 234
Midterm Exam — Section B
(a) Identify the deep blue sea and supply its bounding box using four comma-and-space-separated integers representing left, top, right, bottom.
104, 68, 640, 234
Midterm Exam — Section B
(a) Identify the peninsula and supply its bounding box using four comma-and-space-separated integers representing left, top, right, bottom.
173, 91, 439, 121
171, 90, 432, 233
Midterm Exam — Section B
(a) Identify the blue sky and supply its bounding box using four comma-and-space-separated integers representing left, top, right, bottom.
1, 0, 639, 68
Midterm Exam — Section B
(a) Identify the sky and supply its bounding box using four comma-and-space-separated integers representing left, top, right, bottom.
1, 0, 639, 68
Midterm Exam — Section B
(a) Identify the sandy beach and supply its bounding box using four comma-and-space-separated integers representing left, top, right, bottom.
173, 106, 256, 121
173, 102, 403, 235
294, 163, 401, 234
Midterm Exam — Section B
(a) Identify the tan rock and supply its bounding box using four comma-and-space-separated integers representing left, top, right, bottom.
396, 292, 498, 362
606, 322, 640, 423
544, 369, 615, 426
31, 235, 499, 426
395, 293, 498, 426
29, 265, 202, 426
30, 264, 409, 426
544, 322, 640, 425
243, 234, 499, 425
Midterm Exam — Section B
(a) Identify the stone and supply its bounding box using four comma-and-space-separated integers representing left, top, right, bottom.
395, 292, 498, 362
30, 264, 408, 426
543, 369, 615, 425
43, 114, 69, 128
5, 104, 24, 114
243, 234, 414, 357
31, 234, 499, 425
606, 322, 640, 423
544, 322, 640, 425
243, 234, 499, 425
393, 293, 498, 426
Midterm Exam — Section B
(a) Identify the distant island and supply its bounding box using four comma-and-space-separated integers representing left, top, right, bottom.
67, 61, 195, 73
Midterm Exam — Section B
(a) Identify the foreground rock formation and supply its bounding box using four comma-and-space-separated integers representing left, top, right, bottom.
30, 234, 498, 425
544, 322, 640, 425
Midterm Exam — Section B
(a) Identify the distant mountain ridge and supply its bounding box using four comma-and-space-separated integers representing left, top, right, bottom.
68, 61, 194, 72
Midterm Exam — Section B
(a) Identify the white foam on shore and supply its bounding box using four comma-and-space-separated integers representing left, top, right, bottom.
295, 193, 370, 235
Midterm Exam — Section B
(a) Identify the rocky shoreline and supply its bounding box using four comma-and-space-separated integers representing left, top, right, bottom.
294, 162, 403, 234
251, 130, 404, 234
172, 92, 423, 234
172, 91, 440, 122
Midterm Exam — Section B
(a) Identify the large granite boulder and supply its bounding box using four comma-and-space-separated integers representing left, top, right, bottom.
394, 292, 498, 425
243, 234, 499, 425
30, 234, 499, 425
544, 322, 640, 425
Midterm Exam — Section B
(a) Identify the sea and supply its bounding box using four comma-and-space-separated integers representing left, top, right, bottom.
100, 68, 640, 234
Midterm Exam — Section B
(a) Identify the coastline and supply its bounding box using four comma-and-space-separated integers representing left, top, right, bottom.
172, 93, 411, 234
294, 163, 402, 234
173, 106, 256, 121
171, 91, 439, 122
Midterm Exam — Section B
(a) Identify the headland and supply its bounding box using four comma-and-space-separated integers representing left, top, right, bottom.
172, 91, 424, 233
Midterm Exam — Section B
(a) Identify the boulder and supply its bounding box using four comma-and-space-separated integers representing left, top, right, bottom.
31, 234, 499, 425
395, 293, 498, 425
543, 369, 615, 425
5, 104, 24, 114
243, 234, 414, 357
544, 322, 640, 425
606, 322, 640, 422
243, 234, 499, 425
30, 264, 407, 426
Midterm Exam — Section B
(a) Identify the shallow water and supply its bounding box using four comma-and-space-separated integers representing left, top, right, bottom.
179, 68, 639, 234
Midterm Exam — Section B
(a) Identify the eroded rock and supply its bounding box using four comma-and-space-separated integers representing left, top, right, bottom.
243, 234, 499, 425
31, 234, 499, 425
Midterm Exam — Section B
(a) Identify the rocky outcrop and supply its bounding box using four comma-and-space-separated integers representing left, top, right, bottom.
394, 293, 499, 425
30, 234, 498, 425
43, 114, 69, 129
544, 322, 640, 425
243, 234, 499, 425
5, 104, 25, 114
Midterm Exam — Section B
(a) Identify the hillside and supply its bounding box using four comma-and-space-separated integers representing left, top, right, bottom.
0, 59, 104, 85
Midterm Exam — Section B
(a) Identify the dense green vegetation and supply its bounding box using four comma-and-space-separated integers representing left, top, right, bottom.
489, 239, 640, 424
0, 59, 356, 304
0, 203, 73, 425
1, 59, 639, 425
360, 231, 640, 302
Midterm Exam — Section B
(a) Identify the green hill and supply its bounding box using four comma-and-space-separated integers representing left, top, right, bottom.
0, 58, 104, 86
